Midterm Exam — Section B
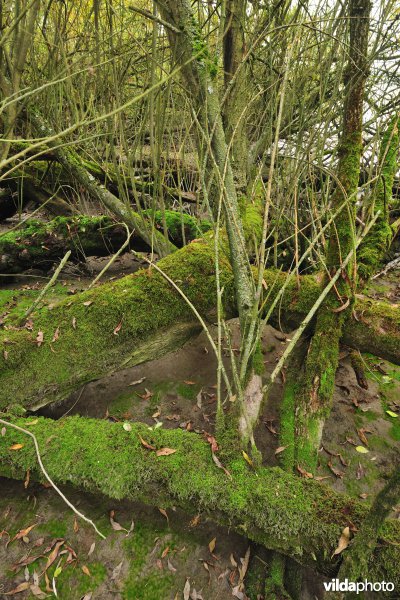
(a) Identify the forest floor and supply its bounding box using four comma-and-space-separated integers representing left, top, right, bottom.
0, 212, 399, 599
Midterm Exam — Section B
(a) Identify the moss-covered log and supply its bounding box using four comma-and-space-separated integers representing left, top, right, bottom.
0, 240, 399, 411
0, 212, 211, 273
0, 216, 130, 273
0, 415, 398, 588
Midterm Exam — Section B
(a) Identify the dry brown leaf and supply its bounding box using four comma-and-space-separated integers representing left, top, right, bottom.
183, 380, 196, 385
205, 434, 219, 453
9, 443, 23, 451
28, 584, 48, 599
24, 469, 30, 489
183, 579, 191, 600
7, 523, 37, 547
332, 297, 350, 313
81, 565, 91, 576
138, 435, 156, 451
274, 445, 288, 455
4, 581, 30, 595
52, 328, 60, 342
88, 542, 95, 557
36, 331, 44, 347
83, 301, 93, 307
113, 319, 123, 335
72, 317, 77, 329
111, 561, 123, 581
44, 540, 64, 571
73, 517, 79, 533
109, 510, 128, 532
208, 537, 216, 553
296, 465, 313, 478
161, 546, 170, 559
189, 514, 200, 528
158, 508, 169, 524
212, 452, 232, 479
156, 448, 177, 457
332, 526, 350, 557
357, 428, 369, 447
167, 558, 177, 573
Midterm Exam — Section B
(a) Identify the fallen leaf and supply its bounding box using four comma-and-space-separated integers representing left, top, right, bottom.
196, 389, 203, 409
183, 380, 196, 385
242, 451, 254, 468
3, 350, 8, 360
158, 508, 169, 524
4, 581, 30, 595
208, 537, 216, 553
206, 434, 219, 453
183, 578, 191, 600
111, 561, 123, 581
81, 565, 91, 576
113, 319, 123, 335
72, 317, 77, 329
44, 540, 64, 571
52, 328, 60, 342
109, 510, 128, 532
88, 542, 95, 557
356, 462, 365, 480
355, 446, 369, 454
386, 410, 398, 418
189, 514, 200, 528
238, 547, 250, 582
128, 377, 146, 386
123, 422, 132, 432
28, 584, 48, 598
24, 469, 30, 489
9, 443, 23, 451
357, 428, 369, 447
327, 460, 344, 479
167, 558, 177, 572
212, 452, 232, 479
161, 546, 169, 559
296, 465, 313, 478
156, 448, 177, 457
332, 526, 350, 557
73, 517, 79, 533
7, 523, 37, 547
274, 445, 288, 455
138, 435, 156, 451
83, 301, 93, 307
1, 427, 6, 436
36, 331, 44, 347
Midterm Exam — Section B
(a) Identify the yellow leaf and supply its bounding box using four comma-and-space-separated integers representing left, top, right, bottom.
208, 537, 216, 553
9, 443, 23, 451
242, 450, 253, 467
386, 410, 398, 418
355, 446, 369, 453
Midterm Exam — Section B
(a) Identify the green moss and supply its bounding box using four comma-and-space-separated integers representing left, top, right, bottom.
55, 561, 107, 599
176, 382, 199, 401
1, 414, 399, 584
37, 518, 67, 538
123, 521, 173, 599
143, 209, 211, 247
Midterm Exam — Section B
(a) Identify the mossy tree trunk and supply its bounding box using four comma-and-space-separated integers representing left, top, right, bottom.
1, 239, 399, 412
337, 467, 400, 593
292, 0, 372, 473
154, 0, 263, 448
0, 415, 399, 588
357, 115, 400, 280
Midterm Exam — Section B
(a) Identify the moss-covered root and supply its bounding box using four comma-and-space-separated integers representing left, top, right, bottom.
337, 467, 400, 588
142, 209, 212, 247
1, 415, 399, 587
357, 116, 399, 281
294, 307, 344, 473
264, 553, 293, 600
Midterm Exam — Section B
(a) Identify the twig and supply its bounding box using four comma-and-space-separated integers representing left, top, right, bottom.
21, 250, 71, 324
129, 6, 182, 33
0, 418, 106, 539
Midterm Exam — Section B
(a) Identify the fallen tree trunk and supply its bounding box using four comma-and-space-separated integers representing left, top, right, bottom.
0, 216, 129, 273
0, 415, 398, 587
0, 212, 210, 273
0, 240, 399, 411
